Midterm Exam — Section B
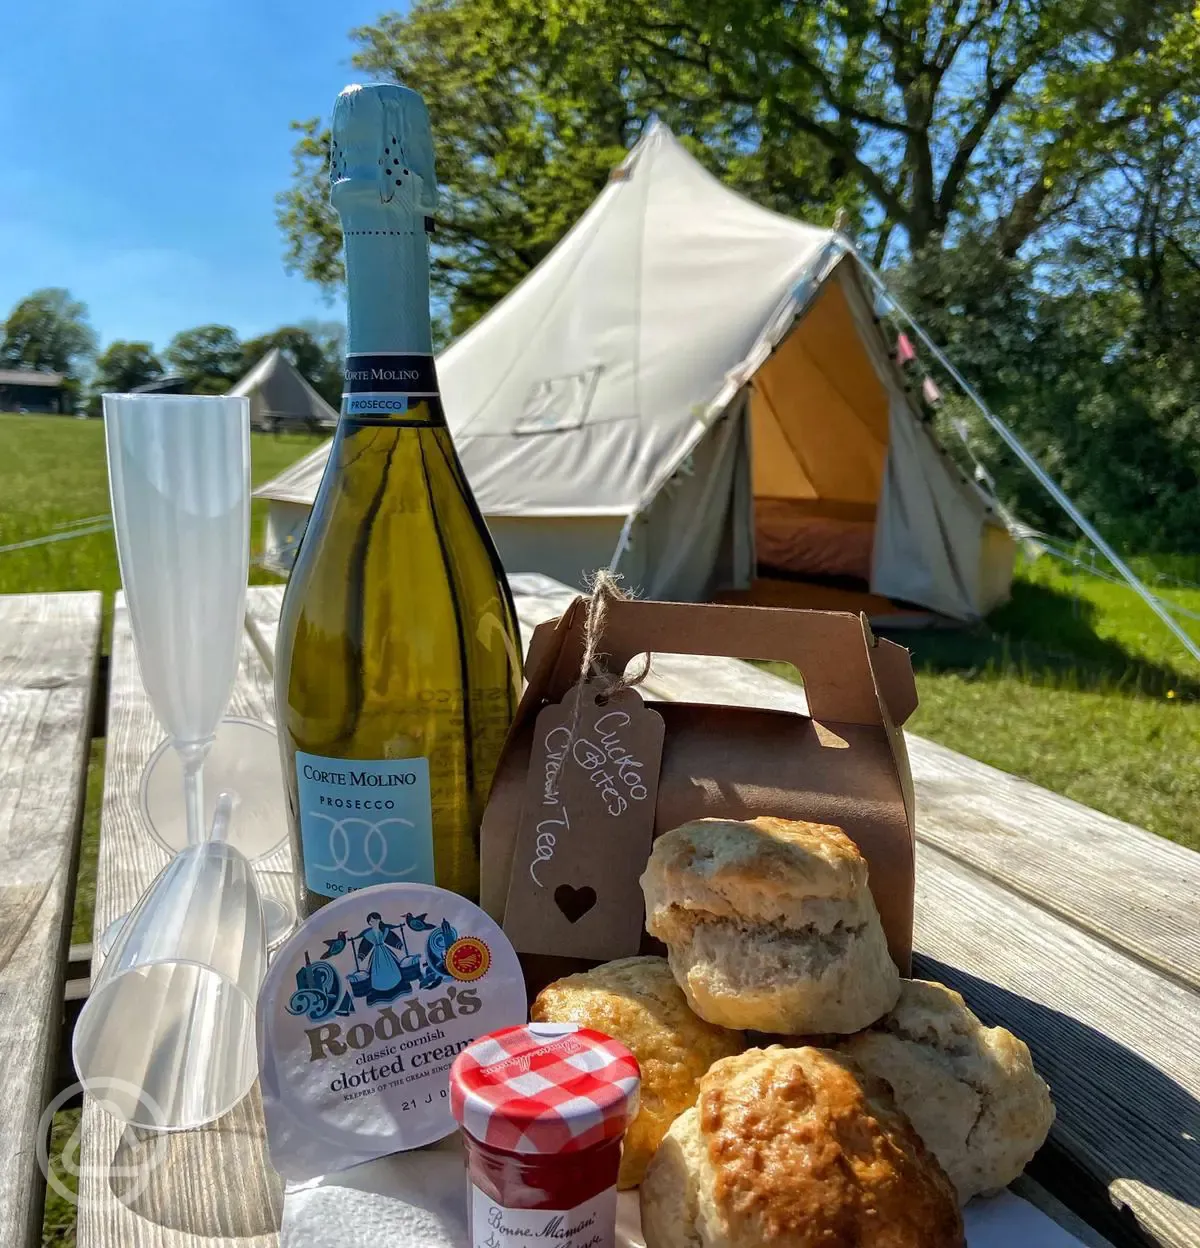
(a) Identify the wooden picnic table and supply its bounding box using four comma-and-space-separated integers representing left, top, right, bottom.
0, 577, 1196, 1247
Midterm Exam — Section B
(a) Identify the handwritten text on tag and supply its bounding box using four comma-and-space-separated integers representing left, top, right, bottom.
504, 684, 664, 961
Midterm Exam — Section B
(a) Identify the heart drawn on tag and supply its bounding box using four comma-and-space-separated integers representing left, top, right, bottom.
554, 883, 597, 924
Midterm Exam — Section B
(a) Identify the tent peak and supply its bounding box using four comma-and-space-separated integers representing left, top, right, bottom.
612, 120, 662, 180
610, 118, 681, 181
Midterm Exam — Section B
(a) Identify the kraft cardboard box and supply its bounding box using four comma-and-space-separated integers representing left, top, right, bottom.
479, 596, 918, 992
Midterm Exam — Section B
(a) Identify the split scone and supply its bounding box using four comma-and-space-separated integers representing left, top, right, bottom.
640, 817, 899, 1034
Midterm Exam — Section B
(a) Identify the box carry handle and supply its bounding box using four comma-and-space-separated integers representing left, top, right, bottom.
583, 598, 902, 728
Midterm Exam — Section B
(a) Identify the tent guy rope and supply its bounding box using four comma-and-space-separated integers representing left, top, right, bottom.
846, 240, 1200, 666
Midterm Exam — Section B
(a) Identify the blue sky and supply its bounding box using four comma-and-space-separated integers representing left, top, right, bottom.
0, 0, 389, 355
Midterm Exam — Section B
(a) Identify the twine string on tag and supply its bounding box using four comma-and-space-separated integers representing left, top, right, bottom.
569, 570, 652, 736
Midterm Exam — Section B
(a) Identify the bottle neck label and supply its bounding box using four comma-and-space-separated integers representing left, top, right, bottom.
341, 351, 444, 427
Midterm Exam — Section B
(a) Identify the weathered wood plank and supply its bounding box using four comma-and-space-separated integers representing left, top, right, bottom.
914, 842, 1200, 1248
909, 736, 1200, 993
77, 594, 285, 1247
0, 592, 101, 1248
508, 576, 1200, 992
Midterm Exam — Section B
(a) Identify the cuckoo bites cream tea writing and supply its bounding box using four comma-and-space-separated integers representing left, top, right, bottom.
257, 82, 1059, 1248
503, 683, 664, 963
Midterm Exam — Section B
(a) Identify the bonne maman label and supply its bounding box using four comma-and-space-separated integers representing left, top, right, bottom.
257, 882, 526, 1180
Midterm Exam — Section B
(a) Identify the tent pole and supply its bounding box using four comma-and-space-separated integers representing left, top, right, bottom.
847, 243, 1200, 666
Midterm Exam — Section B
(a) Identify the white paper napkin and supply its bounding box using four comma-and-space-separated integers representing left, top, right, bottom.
281, 1137, 1090, 1247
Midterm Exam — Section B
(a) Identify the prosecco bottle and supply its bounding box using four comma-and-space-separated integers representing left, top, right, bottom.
274, 83, 521, 914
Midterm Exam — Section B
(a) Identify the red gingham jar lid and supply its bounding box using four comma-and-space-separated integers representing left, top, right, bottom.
449, 1022, 640, 1155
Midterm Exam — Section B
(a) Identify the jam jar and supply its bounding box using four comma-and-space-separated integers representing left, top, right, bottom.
449, 1022, 641, 1248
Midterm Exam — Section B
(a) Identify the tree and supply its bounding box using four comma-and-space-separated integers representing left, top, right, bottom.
618, 0, 1187, 262
93, 341, 164, 393
279, 0, 1189, 331
1, 288, 97, 382
278, 0, 844, 334
297, 319, 346, 407
164, 325, 243, 394
87, 340, 165, 417
241, 325, 324, 382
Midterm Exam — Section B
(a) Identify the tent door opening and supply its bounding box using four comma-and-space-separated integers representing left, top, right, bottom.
735, 273, 928, 619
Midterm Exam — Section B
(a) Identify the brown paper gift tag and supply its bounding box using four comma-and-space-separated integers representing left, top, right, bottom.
503, 683, 664, 962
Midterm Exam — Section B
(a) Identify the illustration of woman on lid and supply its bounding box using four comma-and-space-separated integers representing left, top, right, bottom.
354, 912, 413, 1004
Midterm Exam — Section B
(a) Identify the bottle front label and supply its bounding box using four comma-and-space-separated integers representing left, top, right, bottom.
470, 1183, 617, 1248
342, 351, 439, 423
295, 750, 435, 897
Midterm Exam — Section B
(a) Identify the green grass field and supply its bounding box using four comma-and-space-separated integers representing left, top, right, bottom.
6, 410, 1197, 1245
882, 557, 1200, 851
760, 554, 1200, 853
0, 413, 318, 603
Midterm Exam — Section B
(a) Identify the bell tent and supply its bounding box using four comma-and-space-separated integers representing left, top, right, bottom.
232, 347, 337, 433
256, 123, 1014, 621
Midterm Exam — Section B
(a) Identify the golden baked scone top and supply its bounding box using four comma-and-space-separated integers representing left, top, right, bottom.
531, 956, 745, 1189
644, 817, 869, 922
698, 1046, 964, 1247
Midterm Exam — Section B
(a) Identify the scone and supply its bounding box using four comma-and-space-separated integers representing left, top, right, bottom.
531, 956, 745, 1188
640, 1045, 964, 1248
640, 817, 900, 1034
835, 978, 1055, 1201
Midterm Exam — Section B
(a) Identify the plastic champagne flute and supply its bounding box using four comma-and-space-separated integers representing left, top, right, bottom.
103, 393, 293, 945
73, 793, 268, 1130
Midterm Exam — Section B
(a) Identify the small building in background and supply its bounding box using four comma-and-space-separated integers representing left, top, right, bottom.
0, 368, 66, 413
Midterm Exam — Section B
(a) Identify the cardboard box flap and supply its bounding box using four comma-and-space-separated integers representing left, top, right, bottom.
868, 635, 919, 727
524, 597, 898, 727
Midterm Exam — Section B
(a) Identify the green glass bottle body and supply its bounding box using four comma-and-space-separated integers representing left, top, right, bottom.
274, 84, 521, 914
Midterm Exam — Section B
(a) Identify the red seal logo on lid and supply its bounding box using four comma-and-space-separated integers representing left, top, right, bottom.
446, 936, 491, 981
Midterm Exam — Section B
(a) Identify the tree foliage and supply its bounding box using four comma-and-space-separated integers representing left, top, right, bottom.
164, 324, 243, 394
87, 340, 164, 416
279, 0, 1191, 309
93, 340, 164, 394
1, 288, 97, 383
272, 0, 1200, 551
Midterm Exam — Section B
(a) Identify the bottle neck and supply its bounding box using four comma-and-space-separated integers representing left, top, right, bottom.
339, 205, 440, 427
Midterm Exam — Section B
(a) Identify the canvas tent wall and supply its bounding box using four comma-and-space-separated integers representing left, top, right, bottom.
232, 348, 337, 432
256, 123, 1013, 620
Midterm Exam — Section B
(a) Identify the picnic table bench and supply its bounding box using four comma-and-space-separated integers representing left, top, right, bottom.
1, 576, 1197, 1247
